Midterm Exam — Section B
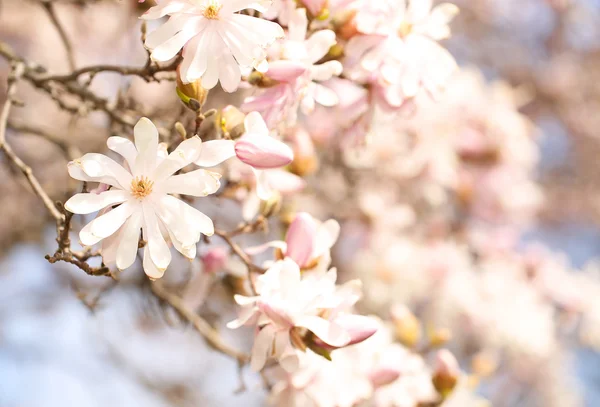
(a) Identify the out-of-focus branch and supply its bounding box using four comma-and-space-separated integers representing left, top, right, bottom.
7, 119, 81, 159
0, 62, 64, 221
0, 41, 175, 136
40, 57, 181, 83
40, 0, 77, 71
151, 281, 250, 364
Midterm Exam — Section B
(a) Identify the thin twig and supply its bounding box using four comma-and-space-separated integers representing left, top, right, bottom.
0, 62, 64, 221
151, 282, 250, 364
40, 0, 77, 71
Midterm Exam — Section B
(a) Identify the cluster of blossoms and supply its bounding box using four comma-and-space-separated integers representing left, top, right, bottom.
48, 0, 600, 406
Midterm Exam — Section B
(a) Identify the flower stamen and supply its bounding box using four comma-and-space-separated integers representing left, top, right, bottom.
202, 0, 222, 19
131, 176, 154, 199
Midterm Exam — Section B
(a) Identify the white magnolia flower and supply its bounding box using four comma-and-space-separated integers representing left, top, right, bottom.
345, 0, 459, 109
65, 118, 222, 279
228, 259, 361, 372
142, 0, 284, 92
244, 8, 343, 126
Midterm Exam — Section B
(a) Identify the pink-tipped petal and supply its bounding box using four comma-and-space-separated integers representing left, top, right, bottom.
266, 60, 307, 82
285, 212, 317, 267
235, 134, 294, 170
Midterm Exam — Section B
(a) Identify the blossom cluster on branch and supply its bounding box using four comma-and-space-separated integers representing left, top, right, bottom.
1, 0, 599, 406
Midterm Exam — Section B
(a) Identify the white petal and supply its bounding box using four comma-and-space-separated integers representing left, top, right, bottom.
227, 305, 259, 329
310, 61, 342, 82
154, 196, 200, 246
160, 194, 214, 237
252, 168, 273, 200
115, 211, 143, 270
65, 190, 130, 215
274, 331, 299, 372
153, 136, 203, 183
312, 83, 339, 107
79, 154, 132, 190
251, 325, 275, 371
107, 137, 137, 170
314, 219, 340, 255
306, 30, 336, 63
143, 246, 166, 280
288, 8, 307, 42
133, 117, 159, 176
294, 316, 350, 347
162, 169, 221, 197
219, 50, 242, 93
195, 140, 236, 167
142, 203, 172, 271
243, 111, 269, 136
151, 27, 200, 62
407, 0, 433, 23
79, 201, 137, 246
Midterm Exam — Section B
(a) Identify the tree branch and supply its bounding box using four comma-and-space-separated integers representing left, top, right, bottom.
151, 281, 250, 364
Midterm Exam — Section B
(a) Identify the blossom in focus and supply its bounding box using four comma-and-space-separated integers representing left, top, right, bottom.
193, 111, 294, 203
344, 0, 459, 109
142, 0, 284, 92
247, 211, 341, 272
243, 8, 343, 127
227, 258, 368, 371
65, 118, 221, 279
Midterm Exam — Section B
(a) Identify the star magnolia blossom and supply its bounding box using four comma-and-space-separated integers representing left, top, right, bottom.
142, 0, 284, 92
344, 0, 459, 109
247, 212, 340, 271
243, 8, 343, 127
65, 118, 221, 279
227, 258, 371, 371
193, 111, 294, 201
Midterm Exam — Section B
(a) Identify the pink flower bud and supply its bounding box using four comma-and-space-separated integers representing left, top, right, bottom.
368, 367, 401, 388
312, 314, 378, 350
266, 60, 307, 83
235, 134, 294, 170
285, 212, 317, 267
200, 247, 228, 274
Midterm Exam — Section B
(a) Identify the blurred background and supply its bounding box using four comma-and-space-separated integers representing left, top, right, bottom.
0, 0, 599, 406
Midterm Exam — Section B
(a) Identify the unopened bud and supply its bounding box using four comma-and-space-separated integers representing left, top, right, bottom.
390, 304, 421, 348
200, 247, 228, 274
471, 351, 498, 378
218, 105, 246, 139
289, 128, 318, 177
428, 327, 452, 348
176, 66, 208, 111
235, 135, 294, 169
432, 349, 460, 398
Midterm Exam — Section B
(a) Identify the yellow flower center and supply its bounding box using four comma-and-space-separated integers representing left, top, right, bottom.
202, 0, 222, 19
398, 21, 413, 38
130, 176, 154, 199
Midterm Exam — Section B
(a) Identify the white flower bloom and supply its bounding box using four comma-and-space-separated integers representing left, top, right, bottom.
345, 0, 459, 109
143, 0, 285, 92
227, 259, 361, 372
65, 118, 222, 279
243, 8, 342, 126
